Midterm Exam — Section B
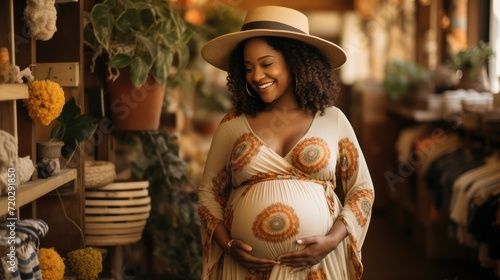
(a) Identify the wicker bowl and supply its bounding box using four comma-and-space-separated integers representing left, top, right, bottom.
84, 160, 116, 189
85, 181, 150, 246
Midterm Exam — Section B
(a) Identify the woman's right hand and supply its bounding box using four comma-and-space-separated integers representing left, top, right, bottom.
229, 238, 278, 273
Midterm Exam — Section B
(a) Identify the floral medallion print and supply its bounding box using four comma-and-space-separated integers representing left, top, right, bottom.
346, 189, 374, 227
199, 205, 220, 261
291, 137, 331, 174
252, 203, 299, 242
220, 111, 238, 124
325, 193, 335, 216
224, 204, 234, 231
347, 234, 363, 279
198, 205, 220, 235
212, 166, 231, 208
306, 268, 327, 280
245, 270, 271, 279
336, 138, 359, 180
231, 133, 261, 173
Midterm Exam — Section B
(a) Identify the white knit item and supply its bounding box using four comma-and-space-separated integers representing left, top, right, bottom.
0, 130, 18, 196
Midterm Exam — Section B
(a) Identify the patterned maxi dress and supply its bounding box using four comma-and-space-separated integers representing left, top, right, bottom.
198, 106, 375, 280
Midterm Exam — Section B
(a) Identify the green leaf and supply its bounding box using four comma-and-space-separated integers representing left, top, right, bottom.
89, 4, 113, 50
175, 43, 190, 73
129, 57, 152, 88
58, 97, 81, 125
50, 97, 98, 159
151, 50, 172, 85
136, 34, 158, 60
116, 8, 154, 33
108, 53, 133, 68
65, 115, 99, 143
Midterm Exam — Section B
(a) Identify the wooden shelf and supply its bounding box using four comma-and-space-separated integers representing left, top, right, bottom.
0, 84, 28, 139
0, 84, 28, 101
0, 168, 77, 216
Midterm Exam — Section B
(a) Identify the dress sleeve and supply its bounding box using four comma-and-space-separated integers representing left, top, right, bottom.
197, 113, 236, 280
335, 109, 375, 279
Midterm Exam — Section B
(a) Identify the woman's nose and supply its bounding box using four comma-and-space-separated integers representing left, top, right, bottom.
252, 68, 265, 81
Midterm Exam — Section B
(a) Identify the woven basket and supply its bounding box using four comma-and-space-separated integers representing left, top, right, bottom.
84, 181, 150, 246
84, 160, 116, 189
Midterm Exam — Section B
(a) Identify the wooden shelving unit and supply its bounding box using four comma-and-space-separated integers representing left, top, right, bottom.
0, 0, 86, 256
0, 84, 28, 140
0, 169, 77, 216
0, 84, 29, 101
0, 84, 77, 217
0, 84, 78, 216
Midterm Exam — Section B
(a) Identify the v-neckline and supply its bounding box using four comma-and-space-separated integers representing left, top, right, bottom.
243, 111, 318, 159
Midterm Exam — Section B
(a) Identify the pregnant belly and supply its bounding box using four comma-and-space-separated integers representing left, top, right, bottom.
229, 180, 332, 259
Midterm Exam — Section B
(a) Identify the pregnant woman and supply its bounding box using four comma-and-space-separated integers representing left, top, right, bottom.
198, 6, 374, 280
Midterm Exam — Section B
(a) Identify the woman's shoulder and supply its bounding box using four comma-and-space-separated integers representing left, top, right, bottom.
321, 106, 345, 118
213, 110, 245, 134
219, 110, 243, 125
316, 107, 352, 127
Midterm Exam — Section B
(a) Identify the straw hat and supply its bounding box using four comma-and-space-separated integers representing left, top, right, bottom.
201, 6, 347, 72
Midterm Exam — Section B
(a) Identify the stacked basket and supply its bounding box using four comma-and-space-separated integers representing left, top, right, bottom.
84, 181, 151, 246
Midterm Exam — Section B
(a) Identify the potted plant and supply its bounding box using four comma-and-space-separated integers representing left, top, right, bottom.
24, 80, 98, 177
50, 97, 98, 162
446, 41, 494, 91
34, 97, 98, 178
382, 59, 434, 109
84, 0, 193, 130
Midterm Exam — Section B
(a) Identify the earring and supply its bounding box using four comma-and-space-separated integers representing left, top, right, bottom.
246, 82, 257, 98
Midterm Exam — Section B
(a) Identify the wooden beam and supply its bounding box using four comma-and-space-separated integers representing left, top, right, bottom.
202, 0, 354, 12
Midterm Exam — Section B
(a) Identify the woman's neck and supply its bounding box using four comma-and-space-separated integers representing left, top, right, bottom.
264, 104, 300, 112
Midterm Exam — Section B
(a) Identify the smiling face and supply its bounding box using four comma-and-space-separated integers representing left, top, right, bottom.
243, 38, 295, 105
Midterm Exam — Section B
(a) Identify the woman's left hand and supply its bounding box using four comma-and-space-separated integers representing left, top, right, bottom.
276, 235, 337, 273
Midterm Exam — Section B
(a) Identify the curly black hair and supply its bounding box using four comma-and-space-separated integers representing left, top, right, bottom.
227, 36, 341, 117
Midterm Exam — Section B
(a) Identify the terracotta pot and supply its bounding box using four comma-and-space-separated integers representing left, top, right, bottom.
107, 68, 165, 131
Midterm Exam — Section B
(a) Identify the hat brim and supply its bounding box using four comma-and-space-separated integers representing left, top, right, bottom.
201, 29, 347, 72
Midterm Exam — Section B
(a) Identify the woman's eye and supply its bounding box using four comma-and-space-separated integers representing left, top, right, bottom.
263, 63, 273, 67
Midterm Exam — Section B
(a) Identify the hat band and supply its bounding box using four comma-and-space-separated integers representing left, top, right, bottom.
241, 21, 307, 34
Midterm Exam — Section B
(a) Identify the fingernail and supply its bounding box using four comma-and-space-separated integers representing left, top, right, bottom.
297, 239, 303, 244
